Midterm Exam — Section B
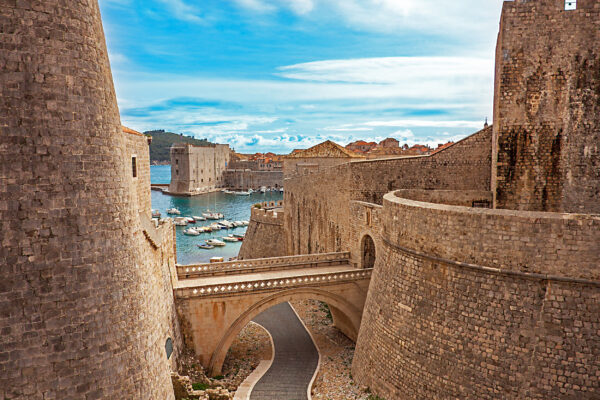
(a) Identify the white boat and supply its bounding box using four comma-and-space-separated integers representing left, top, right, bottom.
186, 217, 196, 223
167, 208, 181, 215
220, 220, 235, 228
193, 215, 206, 221
151, 209, 161, 218
241, 220, 249, 226
260, 186, 266, 193
208, 223, 222, 231
233, 221, 244, 227
234, 191, 250, 196
248, 188, 254, 194
210, 257, 224, 263
174, 218, 188, 226
222, 235, 239, 242
202, 211, 223, 220
183, 228, 200, 236
279, 188, 284, 193
206, 239, 226, 247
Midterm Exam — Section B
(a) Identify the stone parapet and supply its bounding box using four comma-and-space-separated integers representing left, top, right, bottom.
177, 251, 350, 279
384, 190, 600, 280
175, 268, 372, 299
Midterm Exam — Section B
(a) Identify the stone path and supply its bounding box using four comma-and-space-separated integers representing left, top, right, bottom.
250, 302, 319, 400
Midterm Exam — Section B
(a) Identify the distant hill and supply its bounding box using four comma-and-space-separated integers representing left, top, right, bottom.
145, 130, 212, 164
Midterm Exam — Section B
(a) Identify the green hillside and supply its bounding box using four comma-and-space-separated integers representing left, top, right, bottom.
145, 130, 212, 164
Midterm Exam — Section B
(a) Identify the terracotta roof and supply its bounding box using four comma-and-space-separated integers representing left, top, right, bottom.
122, 126, 144, 137
286, 140, 366, 159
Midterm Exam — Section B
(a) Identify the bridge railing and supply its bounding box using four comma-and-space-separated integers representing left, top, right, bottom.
175, 268, 372, 298
177, 251, 351, 279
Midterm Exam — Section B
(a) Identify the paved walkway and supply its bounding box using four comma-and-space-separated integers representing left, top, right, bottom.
250, 302, 319, 400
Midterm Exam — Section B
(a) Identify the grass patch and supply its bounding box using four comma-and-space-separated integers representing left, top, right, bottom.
191, 383, 209, 391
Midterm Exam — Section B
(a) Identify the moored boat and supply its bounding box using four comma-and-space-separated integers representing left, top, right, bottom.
206, 239, 226, 247
183, 228, 200, 236
167, 208, 181, 215
222, 235, 239, 242
174, 217, 188, 226
198, 242, 214, 249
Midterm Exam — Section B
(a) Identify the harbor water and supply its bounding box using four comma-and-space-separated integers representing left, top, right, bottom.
151, 165, 283, 265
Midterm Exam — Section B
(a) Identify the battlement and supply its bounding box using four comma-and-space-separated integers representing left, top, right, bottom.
250, 202, 284, 225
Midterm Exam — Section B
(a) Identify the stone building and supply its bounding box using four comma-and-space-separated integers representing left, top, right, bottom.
169, 143, 231, 195
284, 140, 365, 178
0, 2, 181, 397
345, 140, 377, 154
378, 137, 399, 148
222, 153, 283, 190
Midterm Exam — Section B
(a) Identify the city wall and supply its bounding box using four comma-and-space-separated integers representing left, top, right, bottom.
352, 191, 600, 399
238, 201, 286, 260
493, 0, 600, 214
284, 126, 492, 263
124, 128, 152, 215
0, 1, 181, 398
223, 169, 283, 191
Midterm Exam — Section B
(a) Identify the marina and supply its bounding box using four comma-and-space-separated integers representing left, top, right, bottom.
151, 165, 282, 264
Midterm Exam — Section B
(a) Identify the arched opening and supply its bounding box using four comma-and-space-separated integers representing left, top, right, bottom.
361, 235, 376, 269
208, 288, 362, 376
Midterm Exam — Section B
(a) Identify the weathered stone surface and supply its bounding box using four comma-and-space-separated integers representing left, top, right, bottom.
493, 0, 600, 213
0, 2, 180, 398
238, 202, 286, 260
169, 143, 231, 195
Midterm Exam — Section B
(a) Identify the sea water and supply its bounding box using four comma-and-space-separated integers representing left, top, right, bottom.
151, 165, 283, 265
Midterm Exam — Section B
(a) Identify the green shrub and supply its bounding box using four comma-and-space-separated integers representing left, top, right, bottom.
191, 383, 209, 391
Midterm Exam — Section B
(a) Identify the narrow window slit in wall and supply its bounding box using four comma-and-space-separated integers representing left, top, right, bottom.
131, 156, 137, 178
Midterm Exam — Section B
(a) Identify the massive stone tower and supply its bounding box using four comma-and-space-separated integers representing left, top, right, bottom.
0, 1, 178, 398
492, 0, 600, 213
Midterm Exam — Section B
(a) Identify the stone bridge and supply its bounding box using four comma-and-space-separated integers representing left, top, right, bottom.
173, 252, 372, 375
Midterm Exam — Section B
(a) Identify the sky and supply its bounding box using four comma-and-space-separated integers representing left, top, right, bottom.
99, 0, 505, 153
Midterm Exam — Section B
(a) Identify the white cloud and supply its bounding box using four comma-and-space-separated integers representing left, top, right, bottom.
363, 119, 483, 129
281, 0, 314, 14
279, 56, 493, 85
155, 0, 203, 23
231, 0, 314, 14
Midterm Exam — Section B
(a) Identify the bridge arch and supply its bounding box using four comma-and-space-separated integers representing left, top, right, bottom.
361, 234, 376, 269
207, 288, 362, 376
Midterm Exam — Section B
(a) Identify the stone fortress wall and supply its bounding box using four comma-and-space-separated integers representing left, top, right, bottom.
123, 127, 152, 215
169, 143, 231, 195
0, 2, 181, 399
277, 1, 600, 398
284, 125, 493, 262
493, 0, 600, 213
222, 169, 283, 191
353, 191, 600, 398
238, 201, 286, 260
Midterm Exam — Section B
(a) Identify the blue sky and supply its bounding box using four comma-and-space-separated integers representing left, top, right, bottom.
99, 0, 505, 153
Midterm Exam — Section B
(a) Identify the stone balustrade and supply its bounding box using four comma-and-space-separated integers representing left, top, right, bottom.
177, 251, 350, 279
175, 268, 372, 298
